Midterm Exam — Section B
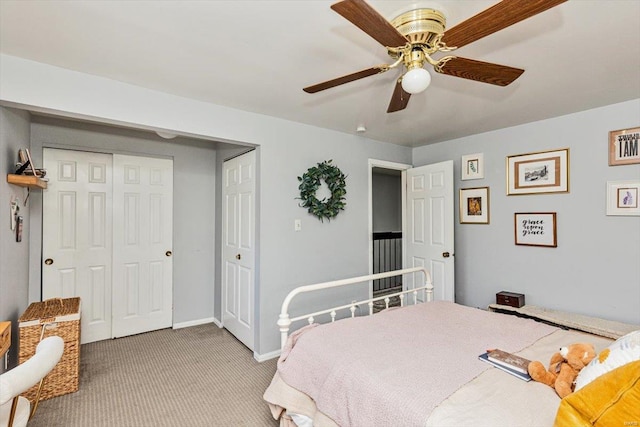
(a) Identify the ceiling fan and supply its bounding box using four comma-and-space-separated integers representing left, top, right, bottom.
303, 0, 567, 113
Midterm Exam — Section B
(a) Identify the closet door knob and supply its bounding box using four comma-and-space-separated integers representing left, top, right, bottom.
45, 258, 54, 265
236, 254, 241, 260
442, 252, 450, 258
166, 251, 172, 257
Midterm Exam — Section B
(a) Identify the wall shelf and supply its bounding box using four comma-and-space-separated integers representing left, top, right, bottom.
6, 174, 48, 189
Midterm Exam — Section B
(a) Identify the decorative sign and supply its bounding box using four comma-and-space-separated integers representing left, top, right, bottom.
514, 212, 557, 247
609, 127, 640, 166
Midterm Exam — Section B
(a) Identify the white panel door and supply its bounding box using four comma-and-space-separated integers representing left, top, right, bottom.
222, 150, 256, 350
112, 155, 173, 338
42, 148, 113, 344
405, 161, 454, 301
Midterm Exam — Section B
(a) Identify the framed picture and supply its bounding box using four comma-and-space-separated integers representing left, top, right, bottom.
460, 187, 489, 224
461, 153, 484, 180
606, 180, 640, 216
506, 148, 569, 195
609, 127, 640, 166
514, 212, 557, 247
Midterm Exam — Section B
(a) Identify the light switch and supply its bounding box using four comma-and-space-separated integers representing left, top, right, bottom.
294, 219, 302, 232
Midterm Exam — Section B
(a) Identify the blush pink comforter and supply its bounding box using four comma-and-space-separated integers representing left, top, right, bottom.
276, 301, 557, 427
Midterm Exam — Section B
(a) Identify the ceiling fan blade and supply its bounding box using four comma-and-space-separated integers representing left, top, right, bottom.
303, 66, 387, 93
442, 0, 567, 49
436, 57, 524, 86
331, 0, 409, 48
387, 80, 411, 113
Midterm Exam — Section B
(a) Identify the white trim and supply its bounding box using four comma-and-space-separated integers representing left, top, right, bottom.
172, 317, 217, 330
212, 317, 223, 328
254, 349, 281, 362
368, 159, 411, 299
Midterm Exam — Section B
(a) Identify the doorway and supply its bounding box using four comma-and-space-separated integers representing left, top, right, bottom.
371, 167, 403, 302
368, 159, 455, 303
368, 159, 411, 303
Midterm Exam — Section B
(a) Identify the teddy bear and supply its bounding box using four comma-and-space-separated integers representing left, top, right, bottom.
527, 343, 596, 398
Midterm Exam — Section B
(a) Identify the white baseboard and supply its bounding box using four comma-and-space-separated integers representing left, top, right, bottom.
254, 349, 281, 362
173, 318, 277, 362
172, 317, 216, 330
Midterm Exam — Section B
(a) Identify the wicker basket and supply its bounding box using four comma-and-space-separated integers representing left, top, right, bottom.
18, 297, 81, 402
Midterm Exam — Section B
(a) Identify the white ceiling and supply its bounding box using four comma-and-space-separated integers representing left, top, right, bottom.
1, 1, 639, 148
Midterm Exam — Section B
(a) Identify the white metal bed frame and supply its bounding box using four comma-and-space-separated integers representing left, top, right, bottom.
277, 267, 433, 348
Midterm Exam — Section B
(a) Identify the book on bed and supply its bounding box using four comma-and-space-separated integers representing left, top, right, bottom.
487, 349, 532, 374
478, 352, 532, 382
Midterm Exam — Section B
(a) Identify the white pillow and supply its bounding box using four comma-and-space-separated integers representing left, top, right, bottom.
574, 329, 640, 391
287, 412, 314, 427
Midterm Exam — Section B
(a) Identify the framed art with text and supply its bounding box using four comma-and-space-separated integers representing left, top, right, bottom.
514, 212, 557, 247
460, 187, 489, 224
606, 180, 640, 216
609, 127, 639, 166
507, 148, 569, 195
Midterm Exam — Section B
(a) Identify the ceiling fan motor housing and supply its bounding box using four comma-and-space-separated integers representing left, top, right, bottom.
390, 8, 446, 49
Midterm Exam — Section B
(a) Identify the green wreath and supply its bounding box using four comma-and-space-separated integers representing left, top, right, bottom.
297, 160, 347, 222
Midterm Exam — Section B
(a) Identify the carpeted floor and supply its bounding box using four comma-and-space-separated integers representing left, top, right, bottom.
29, 324, 279, 427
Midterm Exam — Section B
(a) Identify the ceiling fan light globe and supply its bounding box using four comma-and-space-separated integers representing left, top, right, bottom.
401, 68, 431, 94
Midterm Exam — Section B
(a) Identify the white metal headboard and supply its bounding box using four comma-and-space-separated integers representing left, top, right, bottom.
277, 267, 433, 349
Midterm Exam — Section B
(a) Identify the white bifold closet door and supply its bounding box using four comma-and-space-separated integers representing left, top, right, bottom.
42, 149, 173, 344
111, 154, 173, 339
222, 150, 256, 351
42, 149, 114, 344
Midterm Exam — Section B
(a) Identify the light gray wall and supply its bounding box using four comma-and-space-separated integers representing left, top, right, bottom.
0, 107, 31, 370
412, 99, 640, 325
16, 56, 633, 358
23, 115, 413, 357
28, 117, 220, 326
0, 56, 414, 357
258, 130, 412, 354
372, 172, 401, 232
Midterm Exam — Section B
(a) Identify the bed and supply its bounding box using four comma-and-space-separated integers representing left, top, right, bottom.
263, 267, 640, 427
